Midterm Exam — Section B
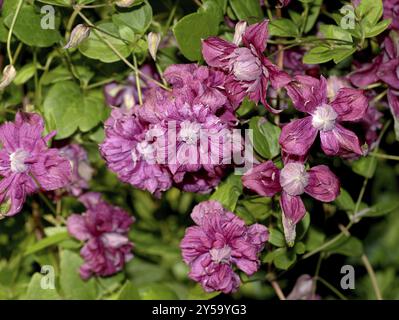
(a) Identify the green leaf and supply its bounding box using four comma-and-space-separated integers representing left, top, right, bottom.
326, 236, 363, 257
269, 228, 286, 247
112, 2, 152, 34
249, 116, 281, 159
229, 0, 263, 20
273, 248, 297, 270
365, 198, 399, 218
137, 283, 178, 300
304, 0, 323, 33
0, 17, 8, 43
79, 22, 134, 63
303, 46, 336, 64
43, 81, 107, 139
4, 4, 61, 47
25, 273, 61, 300
13, 63, 36, 85
296, 212, 310, 241
352, 156, 377, 178
356, 0, 383, 27
334, 188, 355, 212
304, 228, 326, 252
365, 19, 391, 38
60, 250, 98, 300
269, 19, 299, 37
235, 197, 273, 223
187, 284, 220, 300
173, 12, 219, 61
210, 174, 243, 211
24, 232, 69, 256
117, 280, 140, 300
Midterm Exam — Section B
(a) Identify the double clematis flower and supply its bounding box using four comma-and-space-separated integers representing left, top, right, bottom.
242, 160, 340, 245
180, 200, 268, 294
280, 75, 369, 158
0, 112, 71, 217
202, 20, 291, 113
67, 192, 134, 280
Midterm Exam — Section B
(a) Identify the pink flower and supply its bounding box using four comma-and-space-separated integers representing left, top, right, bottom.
60, 144, 93, 196
242, 160, 340, 245
287, 275, 320, 300
202, 20, 291, 113
280, 75, 369, 157
0, 112, 71, 217
104, 64, 160, 110
67, 192, 134, 280
180, 200, 268, 294
99, 107, 173, 197
384, 0, 399, 30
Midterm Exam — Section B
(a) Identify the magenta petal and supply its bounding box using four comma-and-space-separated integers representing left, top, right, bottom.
242, 161, 282, 197
377, 58, 399, 90
349, 55, 382, 88
67, 214, 90, 241
305, 165, 340, 202
280, 191, 306, 246
320, 124, 363, 157
201, 37, 237, 68
286, 75, 328, 113
331, 88, 369, 122
242, 20, 269, 52
279, 117, 318, 156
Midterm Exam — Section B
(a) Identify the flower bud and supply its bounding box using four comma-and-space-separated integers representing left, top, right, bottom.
64, 24, 91, 49
0, 65, 17, 91
147, 32, 161, 61
115, 0, 135, 8
233, 21, 247, 45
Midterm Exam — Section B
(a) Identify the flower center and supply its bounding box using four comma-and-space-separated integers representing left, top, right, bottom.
134, 140, 155, 162
9, 149, 30, 173
232, 47, 262, 82
311, 104, 338, 131
178, 121, 201, 145
210, 245, 231, 264
279, 163, 309, 196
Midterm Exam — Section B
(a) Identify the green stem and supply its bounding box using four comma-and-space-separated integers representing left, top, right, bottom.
133, 54, 143, 105
6, 0, 24, 65
369, 152, 399, 161
361, 254, 383, 300
77, 11, 170, 91
316, 276, 348, 300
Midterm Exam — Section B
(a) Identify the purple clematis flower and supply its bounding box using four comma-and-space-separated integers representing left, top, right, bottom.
180, 200, 268, 294
59, 144, 94, 196
280, 75, 369, 158
100, 107, 173, 197
104, 64, 160, 110
202, 20, 291, 113
242, 160, 340, 245
384, 0, 399, 30
0, 112, 71, 217
67, 192, 134, 280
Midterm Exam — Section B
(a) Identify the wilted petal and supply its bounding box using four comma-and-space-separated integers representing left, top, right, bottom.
242, 161, 282, 197
320, 124, 363, 156
305, 165, 340, 202
242, 20, 269, 52
233, 21, 247, 46
287, 274, 318, 300
0, 65, 16, 91
202, 37, 237, 68
280, 191, 306, 246
331, 88, 368, 122
147, 32, 161, 61
279, 117, 318, 156
64, 24, 91, 49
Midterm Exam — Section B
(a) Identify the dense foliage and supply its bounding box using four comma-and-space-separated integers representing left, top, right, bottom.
1, 0, 399, 300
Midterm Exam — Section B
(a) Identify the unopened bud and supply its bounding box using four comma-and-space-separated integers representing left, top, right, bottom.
233, 21, 247, 46
64, 24, 91, 49
115, 0, 135, 7
147, 32, 161, 61
0, 65, 17, 91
